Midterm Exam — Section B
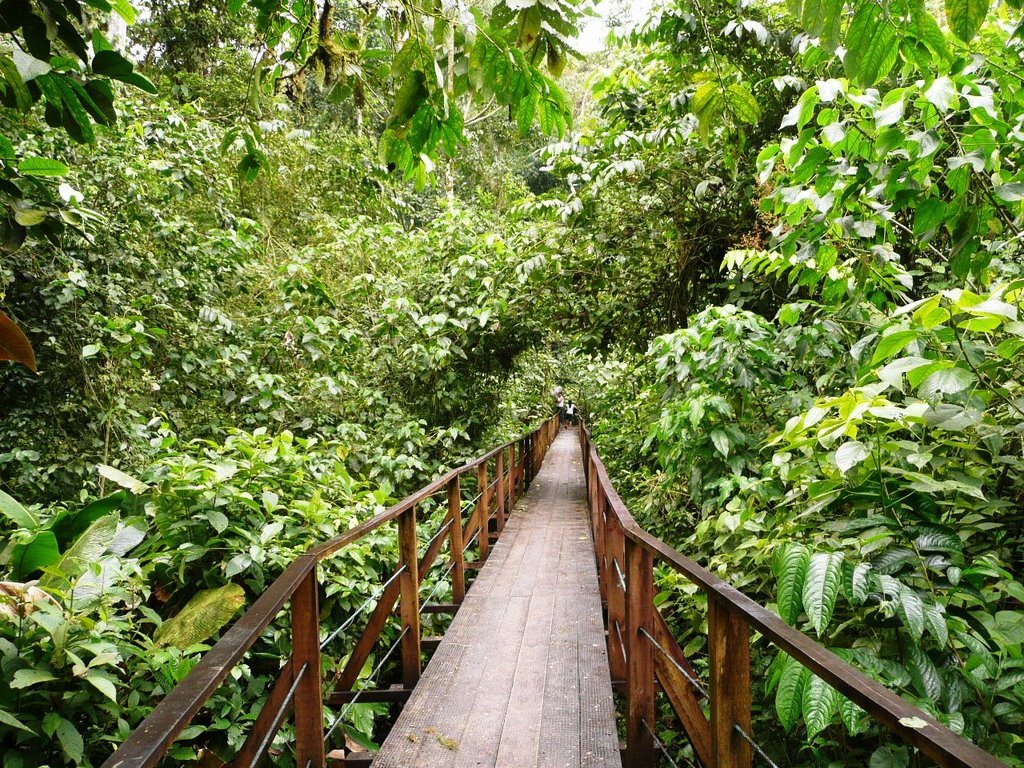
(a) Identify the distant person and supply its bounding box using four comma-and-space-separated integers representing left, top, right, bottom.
565, 401, 576, 427
554, 386, 566, 425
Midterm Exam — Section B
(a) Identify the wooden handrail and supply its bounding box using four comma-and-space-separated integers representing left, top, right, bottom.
102, 415, 560, 768
579, 423, 1006, 768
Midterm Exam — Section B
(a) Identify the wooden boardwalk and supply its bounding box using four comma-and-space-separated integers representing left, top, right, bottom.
373, 429, 622, 768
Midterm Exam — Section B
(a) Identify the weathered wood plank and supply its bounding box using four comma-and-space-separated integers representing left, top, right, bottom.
373, 430, 621, 768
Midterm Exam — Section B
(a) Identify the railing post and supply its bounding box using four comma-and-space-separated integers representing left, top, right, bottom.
525, 435, 533, 486
508, 443, 516, 511
606, 513, 627, 684
477, 460, 490, 562
397, 506, 421, 688
709, 596, 752, 768
293, 565, 325, 768
447, 477, 466, 604
495, 450, 506, 532
518, 438, 526, 495
625, 538, 656, 768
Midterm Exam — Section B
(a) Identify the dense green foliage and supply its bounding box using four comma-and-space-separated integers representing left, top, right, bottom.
4, 0, 1024, 765
511, 0, 1024, 764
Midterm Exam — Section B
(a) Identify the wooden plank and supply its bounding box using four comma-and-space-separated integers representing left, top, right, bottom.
293, 569, 325, 768
605, 514, 626, 683
494, 500, 560, 766
448, 478, 465, 604
230, 659, 298, 768
496, 449, 506, 532
373, 429, 621, 768
327, 686, 411, 706
477, 461, 490, 562
653, 612, 713, 767
397, 506, 421, 689
539, 509, 581, 767
421, 603, 459, 615
709, 597, 752, 768
624, 539, 656, 768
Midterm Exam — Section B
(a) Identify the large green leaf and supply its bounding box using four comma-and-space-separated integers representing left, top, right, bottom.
0, 53, 32, 112
49, 492, 126, 549
802, 673, 840, 738
802, 551, 844, 636
905, 641, 943, 700
835, 440, 870, 474
839, 695, 866, 735
896, 585, 926, 640
387, 70, 429, 131
10, 531, 60, 579
91, 50, 157, 93
775, 653, 809, 730
97, 464, 149, 494
16, 157, 69, 176
844, 4, 899, 87
0, 488, 38, 528
38, 513, 119, 589
725, 84, 761, 125
774, 542, 809, 624
153, 583, 246, 649
871, 329, 920, 364
945, 0, 989, 42
918, 365, 975, 397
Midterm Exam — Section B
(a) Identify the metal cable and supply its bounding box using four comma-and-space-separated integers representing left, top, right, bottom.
613, 619, 627, 666
419, 559, 458, 613
638, 627, 708, 700
324, 625, 410, 742
612, 557, 627, 592
420, 518, 453, 554
237, 663, 308, 768
462, 525, 481, 553
641, 719, 681, 768
733, 723, 782, 768
319, 565, 407, 651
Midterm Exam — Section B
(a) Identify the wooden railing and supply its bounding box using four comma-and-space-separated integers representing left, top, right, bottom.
579, 424, 1006, 768
103, 415, 560, 768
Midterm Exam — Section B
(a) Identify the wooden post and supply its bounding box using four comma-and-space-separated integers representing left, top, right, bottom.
293, 566, 325, 768
518, 438, 526, 497
625, 539, 656, 768
397, 506, 421, 688
523, 435, 531, 487
509, 442, 518, 509
477, 461, 490, 562
606, 514, 627, 684
589, 466, 607, 600
448, 478, 465, 604
495, 450, 506, 532
709, 597, 752, 768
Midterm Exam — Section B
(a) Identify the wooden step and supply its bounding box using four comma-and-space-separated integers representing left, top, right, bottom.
327, 749, 375, 767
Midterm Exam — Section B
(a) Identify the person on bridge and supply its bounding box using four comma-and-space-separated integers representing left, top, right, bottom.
554, 385, 566, 426
565, 400, 577, 427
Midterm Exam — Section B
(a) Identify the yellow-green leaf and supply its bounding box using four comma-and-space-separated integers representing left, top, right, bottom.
154, 583, 246, 649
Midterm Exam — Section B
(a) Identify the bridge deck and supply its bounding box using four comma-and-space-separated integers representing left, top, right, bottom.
373, 429, 621, 767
